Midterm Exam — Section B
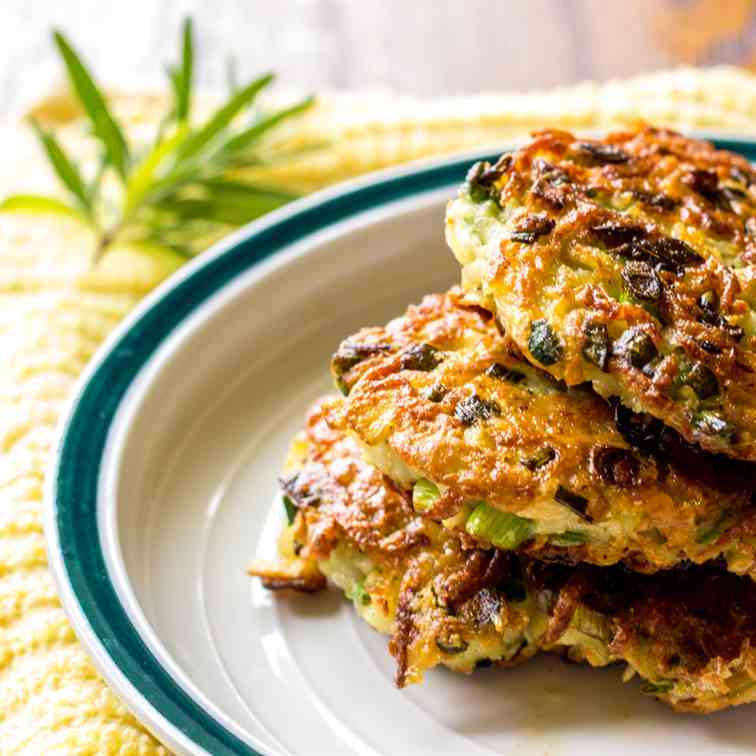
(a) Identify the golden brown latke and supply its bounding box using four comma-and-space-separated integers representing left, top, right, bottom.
445, 127, 756, 460
249, 399, 538, 686
249, 400, 756, 712
330, 288, 756, 578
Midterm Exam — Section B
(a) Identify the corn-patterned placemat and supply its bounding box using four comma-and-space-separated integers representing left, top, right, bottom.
1, 66, 756, 754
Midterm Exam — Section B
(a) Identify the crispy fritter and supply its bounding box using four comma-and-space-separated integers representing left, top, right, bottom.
329, 288, 756, 578
528, 558, 756, 713
249, 399, 538, 686
445, 127, 756, 460
248, 400, 756, 712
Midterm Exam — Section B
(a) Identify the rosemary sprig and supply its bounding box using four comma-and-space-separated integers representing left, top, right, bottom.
0, 18, 314, 261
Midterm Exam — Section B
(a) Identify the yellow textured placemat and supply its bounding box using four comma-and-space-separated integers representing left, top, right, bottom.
2, 66, 756, 754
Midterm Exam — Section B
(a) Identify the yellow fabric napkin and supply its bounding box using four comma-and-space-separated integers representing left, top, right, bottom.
2, 66, 756, 754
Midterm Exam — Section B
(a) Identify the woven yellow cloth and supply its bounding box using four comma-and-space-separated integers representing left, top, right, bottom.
2, 66, 756, 754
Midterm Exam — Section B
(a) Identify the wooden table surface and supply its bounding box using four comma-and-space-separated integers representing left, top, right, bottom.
2, 0, 756, 113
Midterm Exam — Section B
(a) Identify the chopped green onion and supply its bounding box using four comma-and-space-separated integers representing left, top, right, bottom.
282, 495, 297, 525
399, 343, 440, 372
695, 512, 733, 545
348, 581, 371, 606
550, 531, 588, 547
485, 363, 526, 383
455, 394, 500, 426
528, 319, 563, 366
435, 636, 468, 655
641, 527, 668, 545
571, 606, 611, 640
566, 607, 613, 664
521, 446, 556, 471
686, 362, 719, 399
582, 321, 611, 371
413, 478, 440, 513
616, 327, 657, 369
554, 485, 592, 521
640, 680, 673, 695
465, 502, 534, 550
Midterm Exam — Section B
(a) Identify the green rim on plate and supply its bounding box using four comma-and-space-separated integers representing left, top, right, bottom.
49, 137, 756, 755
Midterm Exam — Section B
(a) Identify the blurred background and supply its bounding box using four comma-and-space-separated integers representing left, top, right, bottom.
3, 0, 756, 112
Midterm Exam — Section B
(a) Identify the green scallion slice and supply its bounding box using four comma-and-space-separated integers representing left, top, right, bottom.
282, 494, 297, 525
695, 512, 733, 545
640, 680, 673, 695
348, 581, 372, 607
550, 531, 588, 547
413, 478, 440, 513
465, 502, 534, 550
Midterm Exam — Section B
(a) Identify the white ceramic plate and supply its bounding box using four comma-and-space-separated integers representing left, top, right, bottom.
46, 138, 756, 756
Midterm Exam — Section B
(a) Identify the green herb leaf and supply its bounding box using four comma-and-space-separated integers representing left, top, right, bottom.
53, 30, 130, 179
198, 177, 296, 203
176, 72, 274, 161
9, 19, 317, 264
29, 119, 91, 213
0, 194, 83, 218
165, 18, 193, 123
176, 17, 194, 122
155, 182, 294, 225
130, 232, 195, 259
219, 96, 314, 156
124, 124, 190, 216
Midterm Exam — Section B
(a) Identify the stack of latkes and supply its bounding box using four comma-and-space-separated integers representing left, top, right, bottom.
250, 128, 756, 713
